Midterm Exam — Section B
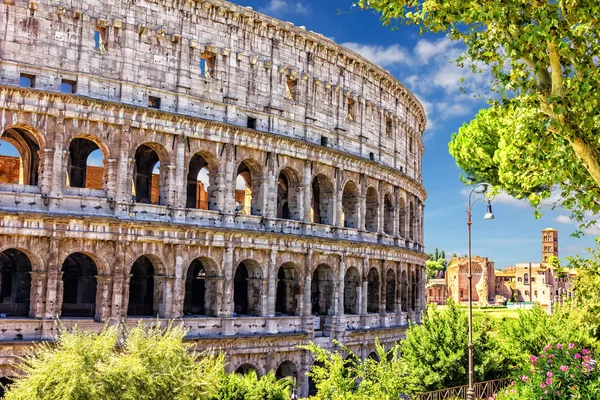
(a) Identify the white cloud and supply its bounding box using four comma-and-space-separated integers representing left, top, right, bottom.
260, 0, 309, 16
554, 215, 573, 225
414, 37, 456, 64
436, 102, 472, 120
459, 188, 530, 209
341, 42, 413, 68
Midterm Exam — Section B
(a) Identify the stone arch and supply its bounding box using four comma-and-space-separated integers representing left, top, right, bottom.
365, 186, 379, 232
383, 192, 394, 235
311, 264, 334, 316
128, 255, 158, 316
60, 253, 98, 318
0, 249, 32, 317
401, 270, 408, 311
235, 363, 259, 376
65, 135, 108, 190
0, 126, 42, 186
311, 174, 334, 225
341, 180, 360, 229
367, 351, 380, 361
344, 266, 360, 315
233, 259, 263, 316
411, 270, 417, 311
366, 267, 379, 313
275, 262, 300, 316
183, 257, 219, 317
235, 159, 263, 216
307, 361, 324, 396
385, 268, 396, 313
186, 152, 218, 210
276, 360, 298, 381
398, 196, 406, 238
133, 143, 170, 205
409, 200, 415, 240
277, 167, 301, 220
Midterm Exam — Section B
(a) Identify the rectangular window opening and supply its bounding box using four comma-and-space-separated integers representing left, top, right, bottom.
409, 136, 414, 153
347, 98, 356, 121
148, 96, 161, 109
285, 76, 298, 100
19, 73, 35, 88
94, 28, 107, 51
60, 79, 76, 94
200, 54, 215, 78
247, 117, 257, 129
320, 136, 328, 147
369, 152, 375, 161
386, 117, 393, 137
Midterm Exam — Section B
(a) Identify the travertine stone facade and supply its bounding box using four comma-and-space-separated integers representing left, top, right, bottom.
0, 0, 426, 396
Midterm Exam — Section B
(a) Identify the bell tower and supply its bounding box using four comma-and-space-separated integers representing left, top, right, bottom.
542, 228, 558, 263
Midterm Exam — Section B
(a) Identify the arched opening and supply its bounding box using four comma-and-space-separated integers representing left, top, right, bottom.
0, 127, 40, 186
66, 137, 105, 189
275, 263, 300, 316
367, 268, 379, 314
186, 153, 217, 210
0, 249, 31, 316
276, 361, 298, 381
524, 273, 530, 285
128, 256, 156, 316
343, 267, 360, 315
61, 253, 97, 318
311, 264, 334, 316
401, 270, 408, 312
367, 352, 380, 361
341, 181, 360, 229
386, 269, 396, 313
308, 361, 324, 397
383, 193, 393, 235
0, 377, 14, 398
365, 187, 379, 233
133, 144, 164, 205
411, 270, 417, 311
233, 260, 262, 316
409, 201, 415, 240
311, 174, 334, 225
183, 258, 219, 317
398, 197, 406, 238
277, 168, 300, 220
235, 160, 262, 216
236, 363, 258, 376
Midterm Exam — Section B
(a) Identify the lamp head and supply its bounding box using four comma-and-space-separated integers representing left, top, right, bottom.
484, 200, 495, 220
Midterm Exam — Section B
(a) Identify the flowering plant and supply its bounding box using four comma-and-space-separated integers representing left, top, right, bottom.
495, 343, 600, 399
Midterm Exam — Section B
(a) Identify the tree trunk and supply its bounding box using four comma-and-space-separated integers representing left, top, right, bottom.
569, 137, 600, 189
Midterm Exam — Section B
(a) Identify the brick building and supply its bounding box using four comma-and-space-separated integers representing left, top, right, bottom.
0, 0, 427, 396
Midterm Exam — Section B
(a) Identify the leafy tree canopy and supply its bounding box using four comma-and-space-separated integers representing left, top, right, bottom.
357, 0, 600, 226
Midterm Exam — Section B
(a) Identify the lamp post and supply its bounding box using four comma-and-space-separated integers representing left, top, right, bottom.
466, 183, 495, 400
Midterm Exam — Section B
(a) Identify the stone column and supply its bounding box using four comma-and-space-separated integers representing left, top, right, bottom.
111, 243, 127, 320
221, 144, 236, 224
95, 275, 113, 322
29, 271, 47, 319
105, 158, 119, 200
335, 168, 344, 228
220, 246, 234, 316
163, 275, 176, 318
335, 254, 345, 335
43, 238, 61, 319
267, 249, 278, 317
171, 245, 184, 318
264, 153, 277, 219
303, 161, 312, 222
360, 258, 368, 328
378, 188, 385, 235
39, 148, 54, 195
359, 176, 367, 231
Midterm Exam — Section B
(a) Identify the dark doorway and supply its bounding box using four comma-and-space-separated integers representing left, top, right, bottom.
61, 253, 97, 318
128, 256, 155, 316
0, 249, 31, 317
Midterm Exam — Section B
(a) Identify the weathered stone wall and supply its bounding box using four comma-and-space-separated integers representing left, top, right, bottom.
0, 0, 427, 396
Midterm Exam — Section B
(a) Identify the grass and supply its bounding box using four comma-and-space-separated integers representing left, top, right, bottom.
472, 308, 521, 319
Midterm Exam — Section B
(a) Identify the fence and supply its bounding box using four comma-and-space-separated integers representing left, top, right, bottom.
408, 378, 512, 400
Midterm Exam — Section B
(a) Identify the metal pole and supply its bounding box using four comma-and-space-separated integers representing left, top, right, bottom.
466, 209, 474, 400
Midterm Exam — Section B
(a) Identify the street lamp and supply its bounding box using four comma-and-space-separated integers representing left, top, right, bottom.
466, 183, 495, 400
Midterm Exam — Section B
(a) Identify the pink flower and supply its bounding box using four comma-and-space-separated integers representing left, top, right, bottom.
544, 390, 548, 395
547, 371, 553, 377
584, 355, 591, 362
560, 365, 568, 372
546, 377, 552, 385
569, 343, 575, 349
582, 349, 589, 355
543, 345, 549, 351
548, 354, 555, 358
575, 353, 581, 359
540, 382, 546, 389
530, 355, 538, 364
557, 344, 563, 350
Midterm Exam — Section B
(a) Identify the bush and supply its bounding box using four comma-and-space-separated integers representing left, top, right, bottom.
495, 343, 600, 400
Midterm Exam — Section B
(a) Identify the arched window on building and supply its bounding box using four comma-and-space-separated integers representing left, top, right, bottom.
367, 268, 379, 313
233, 260, 262, 316
311, 264, 334, 316
277, 168, 300, 220
275, 361, 297, 381
524, 273, 530, 285
235, 160, 262, 216
186, 153, 217, 210
311, 174, 334, 225
0, 126, 41, 186
409, 201, 415, 240
61, 253, 97, 318
383, 193, 394, 235
128, 256, 156, 316
235, 364, 258, 376
133, 144, 165, 205
341, 181, 360, 229
275, 263, 300, 316
365, 187, 379, 233
398, 197, 406, 238
386, 269, 396, 312
0, 249, 32, 317
183, 258, 219, 317
344, 267, 360, 315
66, 137, 105, 190
401, 270, 408, 311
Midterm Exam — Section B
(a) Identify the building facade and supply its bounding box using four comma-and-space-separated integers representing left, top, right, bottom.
0, 0, 427, 396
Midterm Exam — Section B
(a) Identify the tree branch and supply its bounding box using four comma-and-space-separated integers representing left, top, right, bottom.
568, 136, 600, 191
547, 40, 564, 96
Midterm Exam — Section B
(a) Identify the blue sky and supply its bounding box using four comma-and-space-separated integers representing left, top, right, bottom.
239, 0, 598, 268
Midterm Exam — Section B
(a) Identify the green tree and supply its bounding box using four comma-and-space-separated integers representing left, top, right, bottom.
357, 0, 600, 224
426, 248, 448, 279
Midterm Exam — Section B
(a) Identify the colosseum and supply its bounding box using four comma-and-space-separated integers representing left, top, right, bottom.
0, 0, 426, 396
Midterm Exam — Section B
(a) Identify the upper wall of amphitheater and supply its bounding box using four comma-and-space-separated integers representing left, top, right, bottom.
0, 0, 425, 179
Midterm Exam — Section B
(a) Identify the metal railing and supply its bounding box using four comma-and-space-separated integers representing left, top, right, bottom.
409, 378, 511, 400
